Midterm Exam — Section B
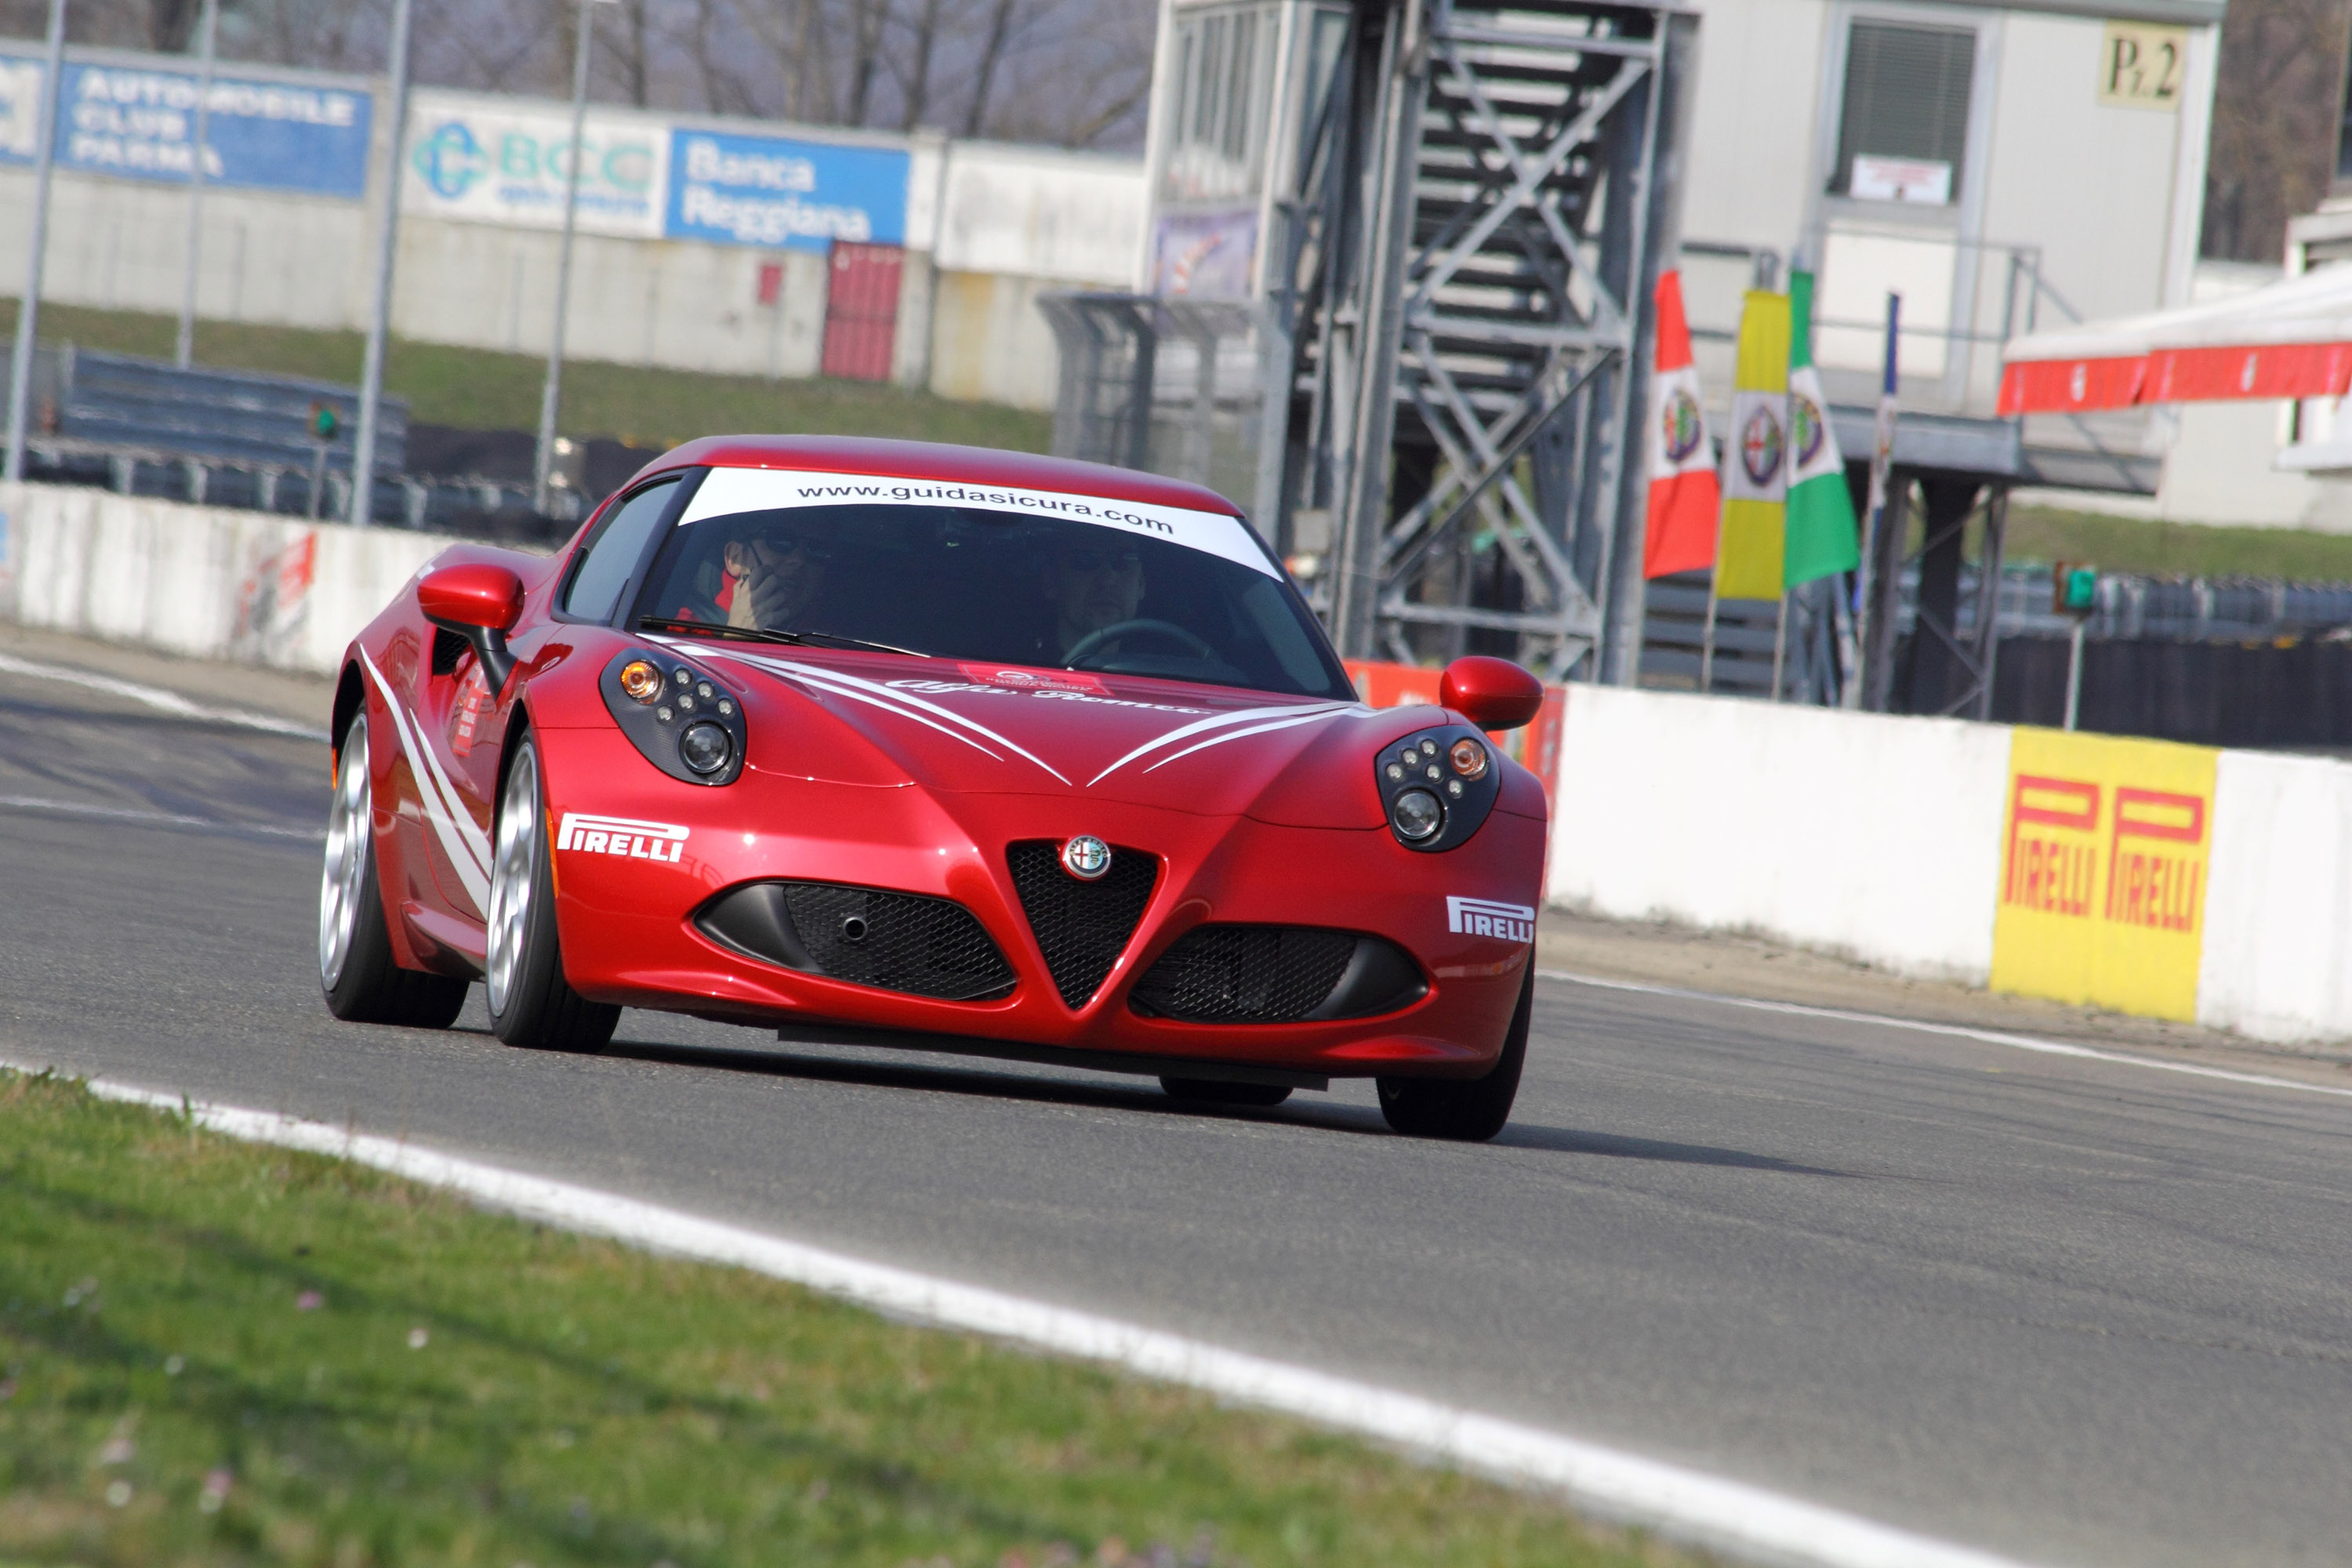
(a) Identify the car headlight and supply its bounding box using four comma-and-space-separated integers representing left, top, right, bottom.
599, 650, 747, 786
1376, 725, 1502, 851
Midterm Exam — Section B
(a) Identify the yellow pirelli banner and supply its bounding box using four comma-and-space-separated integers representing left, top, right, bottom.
1991, 728, 2219, 1020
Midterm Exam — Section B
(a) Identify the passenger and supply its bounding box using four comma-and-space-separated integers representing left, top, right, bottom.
722, 518, 832, 630
1039, 538, 1145, 659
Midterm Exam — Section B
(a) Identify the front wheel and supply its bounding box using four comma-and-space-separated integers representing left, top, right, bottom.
319, 713, 470, 1029
486, 733, 620, 1053
1376, 962, 1532, 1142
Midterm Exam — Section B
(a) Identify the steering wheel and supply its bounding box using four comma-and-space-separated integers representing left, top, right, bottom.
1063, 618, 1217, 668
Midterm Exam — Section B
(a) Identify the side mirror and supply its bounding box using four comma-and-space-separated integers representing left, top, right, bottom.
419, 563, 525, 693
1439, 655, 1544, 732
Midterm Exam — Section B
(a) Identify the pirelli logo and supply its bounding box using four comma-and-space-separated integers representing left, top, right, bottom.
1990, 731, 2216, 1023
1448, 896, 1535, 943
557, 812, 689, 864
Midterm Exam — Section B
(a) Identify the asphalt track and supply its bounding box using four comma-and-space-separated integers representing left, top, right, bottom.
5, 656, 2350, 1568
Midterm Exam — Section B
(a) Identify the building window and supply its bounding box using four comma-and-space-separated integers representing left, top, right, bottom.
1830, 20, 1976, 205
1160, 4, 1278, 206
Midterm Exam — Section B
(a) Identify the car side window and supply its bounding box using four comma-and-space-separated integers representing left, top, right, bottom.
562, 477, 680, 622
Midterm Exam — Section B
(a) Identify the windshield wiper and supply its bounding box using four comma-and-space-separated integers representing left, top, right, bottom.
635, 615, 926, 659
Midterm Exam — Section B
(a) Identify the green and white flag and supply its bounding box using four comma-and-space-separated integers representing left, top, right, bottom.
1784, 270, 1860, 588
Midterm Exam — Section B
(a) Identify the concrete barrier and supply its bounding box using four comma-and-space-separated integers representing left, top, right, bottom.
0, 481, 459, 676
2198, 750, 2352, 1043
1546, 684, 2012, 983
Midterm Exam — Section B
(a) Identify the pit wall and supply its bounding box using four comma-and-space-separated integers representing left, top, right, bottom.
5, 481, 2349, 1046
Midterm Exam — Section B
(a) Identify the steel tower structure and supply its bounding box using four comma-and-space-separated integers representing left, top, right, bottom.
1049, 0, 1697, 681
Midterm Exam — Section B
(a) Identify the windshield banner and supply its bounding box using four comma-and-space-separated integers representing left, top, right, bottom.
662, 129, 908, 252
679, 466, 1278, 578
0, 52, 372, 198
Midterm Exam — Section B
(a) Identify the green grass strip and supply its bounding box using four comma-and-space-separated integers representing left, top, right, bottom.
0, 1070, 1702, 1568
0, 299, 1052, 456
2002, 503, 2352, 583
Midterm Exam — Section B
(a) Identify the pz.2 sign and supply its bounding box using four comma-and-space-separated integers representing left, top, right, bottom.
1991, 729, 2216, 1021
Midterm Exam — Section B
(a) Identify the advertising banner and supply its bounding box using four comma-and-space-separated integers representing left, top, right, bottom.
402, 92, 666, 238
1148, 209, 1258, 298
0, 51, 372, 198
1990, 728, 2219, 1020
663, 129, 907, 251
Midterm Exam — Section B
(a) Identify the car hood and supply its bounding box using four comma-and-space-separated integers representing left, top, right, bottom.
662, 641, 1406, 826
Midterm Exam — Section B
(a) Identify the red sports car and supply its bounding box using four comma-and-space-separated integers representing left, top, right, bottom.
318, 437, 1548, 1139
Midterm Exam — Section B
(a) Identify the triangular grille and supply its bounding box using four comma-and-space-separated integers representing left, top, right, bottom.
1007, 840, 1158, 1008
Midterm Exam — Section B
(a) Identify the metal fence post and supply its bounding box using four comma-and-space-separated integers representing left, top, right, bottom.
3, 0, 68, 486
348, 0, 416, 529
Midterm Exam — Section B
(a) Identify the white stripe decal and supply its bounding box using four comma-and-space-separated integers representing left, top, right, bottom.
358, 650, 491, 913
1142, 710, 1349, 773
21, 1067, 2043, 1568
750, 655, 1072, 783
1089, 701, 1355, 786
695, 644, 1073, 782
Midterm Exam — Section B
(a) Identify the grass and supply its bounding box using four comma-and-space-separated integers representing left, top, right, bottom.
0, 1070, 1703, 1568
1998, 503, 2352, 582
0, 299, 1052, 456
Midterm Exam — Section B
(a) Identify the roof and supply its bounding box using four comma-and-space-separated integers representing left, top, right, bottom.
641, 435, 1245, 517
1999, 263, 2352, 413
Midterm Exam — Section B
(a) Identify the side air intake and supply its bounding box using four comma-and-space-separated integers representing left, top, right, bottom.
1131, 926, 1427, 1023
695, 881, 1014, 1002
1006, 840, 1158, 1008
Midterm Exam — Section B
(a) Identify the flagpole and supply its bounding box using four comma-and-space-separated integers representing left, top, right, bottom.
1849, 291, 1901, 709
1699, 510, 1724, 691
1769, 588, 1788, 701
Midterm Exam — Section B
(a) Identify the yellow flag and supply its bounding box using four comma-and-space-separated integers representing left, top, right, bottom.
1715, 291, 1791, 601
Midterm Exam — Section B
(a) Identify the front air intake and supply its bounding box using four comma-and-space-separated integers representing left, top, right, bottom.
1006, 840, 1158, 1008
1131, 926, 1427, 1023
696, 881, 1015, 1001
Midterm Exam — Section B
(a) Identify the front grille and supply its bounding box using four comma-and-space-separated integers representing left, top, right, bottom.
1007, 840, 1159, 1008
695, 880, 1014, 1001
1131, 925, 1359, 1022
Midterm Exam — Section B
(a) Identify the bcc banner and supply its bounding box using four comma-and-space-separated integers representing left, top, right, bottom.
664, 129, 908, 252
0, 53, 372, 198
1990, 728, 2218, 1020
403, 93, 666, 238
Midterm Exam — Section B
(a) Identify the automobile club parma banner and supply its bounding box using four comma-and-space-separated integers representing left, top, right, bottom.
1641, 270, 1720, 579
1715, 289, 1791, 601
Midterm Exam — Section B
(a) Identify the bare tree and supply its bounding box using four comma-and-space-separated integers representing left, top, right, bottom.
2203, 0, 2352, 262
895, 0, 943, 130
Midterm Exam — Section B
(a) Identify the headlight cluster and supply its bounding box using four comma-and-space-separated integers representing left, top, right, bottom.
601, 650, 748, 786
1375, 724, 1503, 851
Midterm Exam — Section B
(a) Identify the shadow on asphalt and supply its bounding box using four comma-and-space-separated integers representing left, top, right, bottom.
590, 1033, 1854, 1174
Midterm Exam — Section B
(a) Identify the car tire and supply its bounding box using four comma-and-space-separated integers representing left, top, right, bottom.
1375, 962, 1532, 1142
486, 731, 621, 1054
319, 713, 470, 1029
1160, 1076, 1293, 1108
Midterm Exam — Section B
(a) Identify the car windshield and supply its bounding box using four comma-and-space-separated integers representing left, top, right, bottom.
626, 467, 1352, 699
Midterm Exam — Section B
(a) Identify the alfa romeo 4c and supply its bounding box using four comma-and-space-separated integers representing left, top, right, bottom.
319, 437, 1547, 1139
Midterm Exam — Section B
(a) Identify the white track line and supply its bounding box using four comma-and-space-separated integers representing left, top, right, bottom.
2, 1064, 2034, 1568
0, 651, 328, 741
0, 794, 325, 841
1541, 969, 2352, 1102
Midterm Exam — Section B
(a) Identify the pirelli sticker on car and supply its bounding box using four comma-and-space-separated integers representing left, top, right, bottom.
1448, 896, 1534, 943
558, 812, 690, 863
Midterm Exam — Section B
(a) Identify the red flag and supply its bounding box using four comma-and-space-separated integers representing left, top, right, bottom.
1642, 270, 1721, 579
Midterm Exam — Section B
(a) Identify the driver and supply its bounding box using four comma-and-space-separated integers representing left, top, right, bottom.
1040, 539, 1145, 659
722, 517, 832, 630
